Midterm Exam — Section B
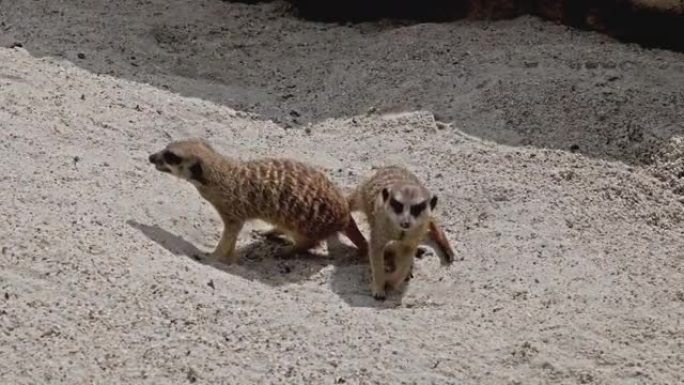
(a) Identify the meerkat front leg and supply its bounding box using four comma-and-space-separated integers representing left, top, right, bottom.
210, 221, 244, 264
429, 219, 457, 264
369, 228, 389, 300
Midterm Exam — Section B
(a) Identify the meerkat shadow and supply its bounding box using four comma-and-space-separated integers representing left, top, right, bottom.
328, 263, 409, 309
127, 220, 358, 287
327, 241, 453, 308
328, 237, 409, 309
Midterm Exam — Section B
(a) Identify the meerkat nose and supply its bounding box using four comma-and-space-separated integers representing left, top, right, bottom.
400, 221, 410, 229
148, 154, 157, 164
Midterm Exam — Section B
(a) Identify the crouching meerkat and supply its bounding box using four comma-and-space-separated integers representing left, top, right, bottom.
348, 166, 456, 300
148, 138, 368, 263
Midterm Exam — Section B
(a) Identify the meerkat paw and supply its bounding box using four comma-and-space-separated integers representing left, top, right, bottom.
385, 276, 404, 291
371, 283, 387, 301
274, 239, 316, 259
372, 290, 387, 301
209, 250, 238, 264
441, 247, 458, 265
415, 246, 428, 259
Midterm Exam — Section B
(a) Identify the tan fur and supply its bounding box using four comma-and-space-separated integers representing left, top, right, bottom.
348, 166, 455, 300
148, 138, 368, 263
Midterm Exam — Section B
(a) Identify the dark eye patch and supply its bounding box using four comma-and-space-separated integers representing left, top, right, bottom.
389, 198, 403, 214
410, 201, 427, 217
163, 151, 182, 165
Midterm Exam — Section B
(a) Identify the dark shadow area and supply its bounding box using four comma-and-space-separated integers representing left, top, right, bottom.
1, 0, 682, 168
128, 219, 329, 286
284, 0, 684, 53
284, 0, 470, 23
328, 263, 409, 309
127, 219, 408, 307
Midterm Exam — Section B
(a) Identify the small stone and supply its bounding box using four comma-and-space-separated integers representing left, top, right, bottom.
80, 94, 86, 101
569, 144, 580, 153
77, 53, 86, 59
578, 372, 594, 384
73, 156, 80, 163
186, 367, 198, 383
207, 280, 215, 290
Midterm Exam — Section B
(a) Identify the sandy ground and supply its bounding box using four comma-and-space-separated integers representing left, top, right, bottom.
1, 1, 683, 384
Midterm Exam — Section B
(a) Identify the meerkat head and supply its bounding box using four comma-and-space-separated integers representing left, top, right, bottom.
148, 139, 215, 186
380, 184, 437, 232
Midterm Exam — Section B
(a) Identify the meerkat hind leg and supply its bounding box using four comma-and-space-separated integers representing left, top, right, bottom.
275, 234, 319, 259
254, 227, 290, 244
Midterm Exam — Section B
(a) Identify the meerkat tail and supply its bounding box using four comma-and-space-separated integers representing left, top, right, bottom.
347, 188, 362, 212
342, 216, 368, 257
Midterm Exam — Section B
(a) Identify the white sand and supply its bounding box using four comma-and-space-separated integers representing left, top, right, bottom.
1, 1, 683, 384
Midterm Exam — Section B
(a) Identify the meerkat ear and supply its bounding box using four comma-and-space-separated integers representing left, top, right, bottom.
381, 188, 390, 202
429, 195, 438, 210
189, 160, 206, 185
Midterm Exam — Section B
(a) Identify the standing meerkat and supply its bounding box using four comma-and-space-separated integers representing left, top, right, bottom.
148, 138, 368, 263
348, 166, 456, 300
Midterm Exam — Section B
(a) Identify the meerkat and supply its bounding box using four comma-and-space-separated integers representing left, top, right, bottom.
148, 138, 368, 263
348, 166, 456, 300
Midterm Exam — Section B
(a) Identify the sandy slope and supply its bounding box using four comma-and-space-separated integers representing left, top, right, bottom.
1, 47, 682, 384
1, 1, 683, 384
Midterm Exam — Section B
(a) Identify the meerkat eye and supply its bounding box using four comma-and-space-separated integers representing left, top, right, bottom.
163, 151, 182, 165
389, 198, 404, 214
410, 201, 427, 217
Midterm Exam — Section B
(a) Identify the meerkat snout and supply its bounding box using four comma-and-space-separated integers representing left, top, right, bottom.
148, 140, 210, 185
